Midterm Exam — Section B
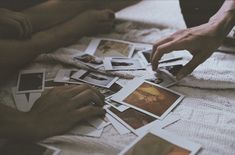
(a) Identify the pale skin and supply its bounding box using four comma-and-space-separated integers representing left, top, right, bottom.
151, 0, 235, 80
0, 0, 139, 141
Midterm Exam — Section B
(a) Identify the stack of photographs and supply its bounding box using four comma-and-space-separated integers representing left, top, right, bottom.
11, 37, 191, 152
106, 79, 184, 135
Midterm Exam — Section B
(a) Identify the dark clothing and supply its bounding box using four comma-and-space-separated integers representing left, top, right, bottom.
179, 0, 225, 28
0, 0, 47, 11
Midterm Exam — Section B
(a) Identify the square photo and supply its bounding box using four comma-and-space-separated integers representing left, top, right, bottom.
112, 79, 184, 119
16, 69, 45, 94
106, 106, 156, 134
86, 38, 135, 58
71, 70, 118, 88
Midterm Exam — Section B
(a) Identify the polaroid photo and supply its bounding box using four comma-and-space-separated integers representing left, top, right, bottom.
85, 38, 135, 58
16, 69, 45, 94
12, 87, 41, 112
54, 69, 83, 85
71, 70, 118, 88
119, 128, 201, 155
103, 58, 145, 71
106, 113, 131, 135
73, 53, 103, 69
146, 70, 177, 87
112, 79, 184, 120
105, 105, 157, 135
105, 98, 129, 112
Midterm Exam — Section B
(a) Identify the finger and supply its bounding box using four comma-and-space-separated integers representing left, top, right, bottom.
151, 37, 174, 60
97, 10, 115, 21
70, 88, 104, 108
3, 18, 24, 38
74, 106, 105, 122
89, 86, 105, 100
12, 13, 32, 38
176, 53, 209, 80
151, 40, 185, 71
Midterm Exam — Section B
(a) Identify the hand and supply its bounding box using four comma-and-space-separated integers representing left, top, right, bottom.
23, 84, 105, 141
0, 8, 32, 39
151, 22, 225, 80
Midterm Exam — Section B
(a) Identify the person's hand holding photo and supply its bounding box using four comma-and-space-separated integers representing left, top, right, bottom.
151, 0, 235, 80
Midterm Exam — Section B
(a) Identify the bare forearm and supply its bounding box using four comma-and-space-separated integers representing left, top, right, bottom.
210, 0, 235, 37
22, 0, 93, 32
0, 13, 87, 81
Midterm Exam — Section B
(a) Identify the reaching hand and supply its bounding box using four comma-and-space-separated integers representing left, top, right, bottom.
0, 8, 32, 39
23, 84, 105, 141
151, 22, 225, 80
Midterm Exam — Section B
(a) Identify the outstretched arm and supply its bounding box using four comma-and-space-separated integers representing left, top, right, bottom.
0, 10, 114, 82
151, 0, 235, 80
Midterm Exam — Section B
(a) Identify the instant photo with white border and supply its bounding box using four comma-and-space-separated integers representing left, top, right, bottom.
112, 79, 184, 119
105, 105, 158, 136
119, 128, 201, 155
16, 69, 45, 94
85, 38, 135, 58
103, 58, 145, 71
71, 69, 118, 88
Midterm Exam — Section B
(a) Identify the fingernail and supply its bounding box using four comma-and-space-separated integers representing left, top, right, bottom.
108, 13, 115, 19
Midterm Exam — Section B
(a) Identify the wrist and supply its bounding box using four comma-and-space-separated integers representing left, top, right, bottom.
209, 10, 235, 37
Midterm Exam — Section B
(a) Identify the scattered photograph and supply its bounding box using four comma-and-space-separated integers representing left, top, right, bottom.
16, 69, 45, 94
103, 58, 145, 71
85, 38, 135, 58
112, 79, 184, 119
74, 53, 103, 69
119, 129, 201, 155
54, 69, 83, 85
106, 106, 156, 134
71, 70, 118, 88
